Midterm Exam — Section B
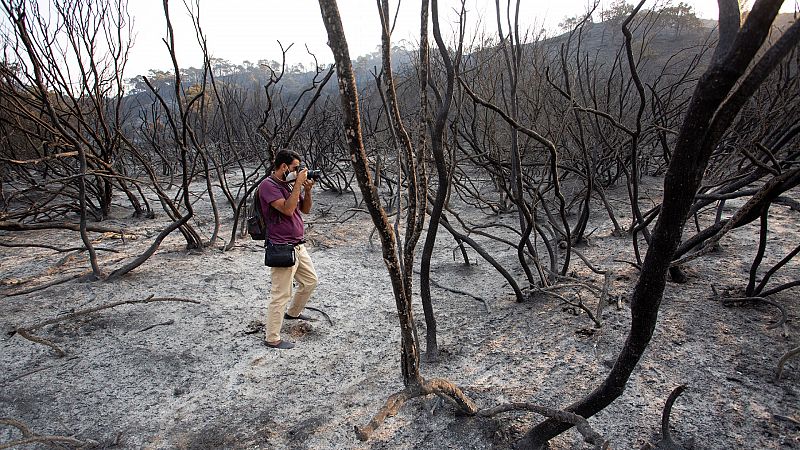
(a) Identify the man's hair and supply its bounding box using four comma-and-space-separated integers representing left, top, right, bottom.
274, 149, 301, 168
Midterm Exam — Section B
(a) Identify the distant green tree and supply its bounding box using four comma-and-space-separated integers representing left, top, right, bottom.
559, 14, 581, 31
600, 0, 634, 22
127, 69, 174, 94
660, 1, 703, 37
559, 12, 595, 32
210, 57, 235, 77
257, 59, 282, 73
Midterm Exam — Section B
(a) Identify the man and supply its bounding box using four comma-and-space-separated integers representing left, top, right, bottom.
260, 149, 318, 349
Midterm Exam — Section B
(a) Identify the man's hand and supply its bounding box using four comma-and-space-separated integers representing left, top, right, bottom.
294, 168, 309, 186
299, 173, 314, 214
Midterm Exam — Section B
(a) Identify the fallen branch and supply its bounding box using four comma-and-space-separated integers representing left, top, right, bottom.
354, 378, 477, 441
15, 328, 66, 357
776, 345, 800, 380
1, 356, 80, 384
15, 295, 201, 356
433, 282, 490, 313
0, 418, 32, 436
137, 319, 175, 333
650, 384, 688, 449
545, 290, 603, 328
22, 295, 200, 332
414, 269, 489, 312
2, 365, 50, 384
721, 296, 787, 330
613, 259, 641, 271
4, 271, 91, 297
478, 402, 608, 449
773, 413, 800, 426
595, 271, 613, 324
0, 417, 98, 450
0, 220, 124, 234
0, 241, 119, 253
570, 248, 607, 276
0, 151, 79, 165
304, 306, 334, 326
534, 275, 609, 327
775, 195, 800, 212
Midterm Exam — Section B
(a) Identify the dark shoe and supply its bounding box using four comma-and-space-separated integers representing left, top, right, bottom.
265, 340, 295, 349
284, 313, 312, 320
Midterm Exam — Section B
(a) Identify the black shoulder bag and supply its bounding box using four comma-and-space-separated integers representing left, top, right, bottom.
265, 241, 296, 267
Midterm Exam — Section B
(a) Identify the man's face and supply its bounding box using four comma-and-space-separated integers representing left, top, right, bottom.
282, 159, 301, 179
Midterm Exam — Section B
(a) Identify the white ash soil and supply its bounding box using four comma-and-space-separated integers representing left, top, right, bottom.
1, 179, 798, 449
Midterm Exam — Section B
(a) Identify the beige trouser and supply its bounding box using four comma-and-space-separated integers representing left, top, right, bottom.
265, 244, 318, 342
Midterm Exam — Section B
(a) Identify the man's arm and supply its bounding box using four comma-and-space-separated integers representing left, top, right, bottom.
299, 179, 314, 214
270, 170, 308, 216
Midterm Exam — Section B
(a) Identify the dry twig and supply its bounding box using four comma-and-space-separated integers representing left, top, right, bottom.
0, 220, 124, 234
4, 271, 92, 298
721, 296, 787, 330
304, 306, 334, 325
776, 346, 800, 380
0, 241, 118, 253
354, 378, 477, 441
595, 271, 613, 323
15, 295, 200, 356
0, 417, 98, 449
534, 274, 610, 327
415, 269, 489, 312
137, 319, 175, 333
646, 384, 689, 449
478, 402, 608, 449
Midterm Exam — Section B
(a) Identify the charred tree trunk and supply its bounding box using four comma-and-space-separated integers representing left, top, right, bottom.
376, 0, 426, 327
419, 0, 462, 362
713, 0, 741, 64
318, 1, 477, 441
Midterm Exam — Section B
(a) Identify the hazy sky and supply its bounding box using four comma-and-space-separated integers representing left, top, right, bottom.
124, 0, 797, 78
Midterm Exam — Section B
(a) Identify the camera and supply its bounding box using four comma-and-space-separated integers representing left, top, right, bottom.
298, 165, 323, 181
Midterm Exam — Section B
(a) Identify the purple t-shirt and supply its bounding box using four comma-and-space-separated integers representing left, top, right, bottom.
258, 176, 305, 244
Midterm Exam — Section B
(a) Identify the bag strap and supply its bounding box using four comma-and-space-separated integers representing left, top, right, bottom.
259, 176, 285, 226
254, 180, 264, 217
264, 176, 283, 192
